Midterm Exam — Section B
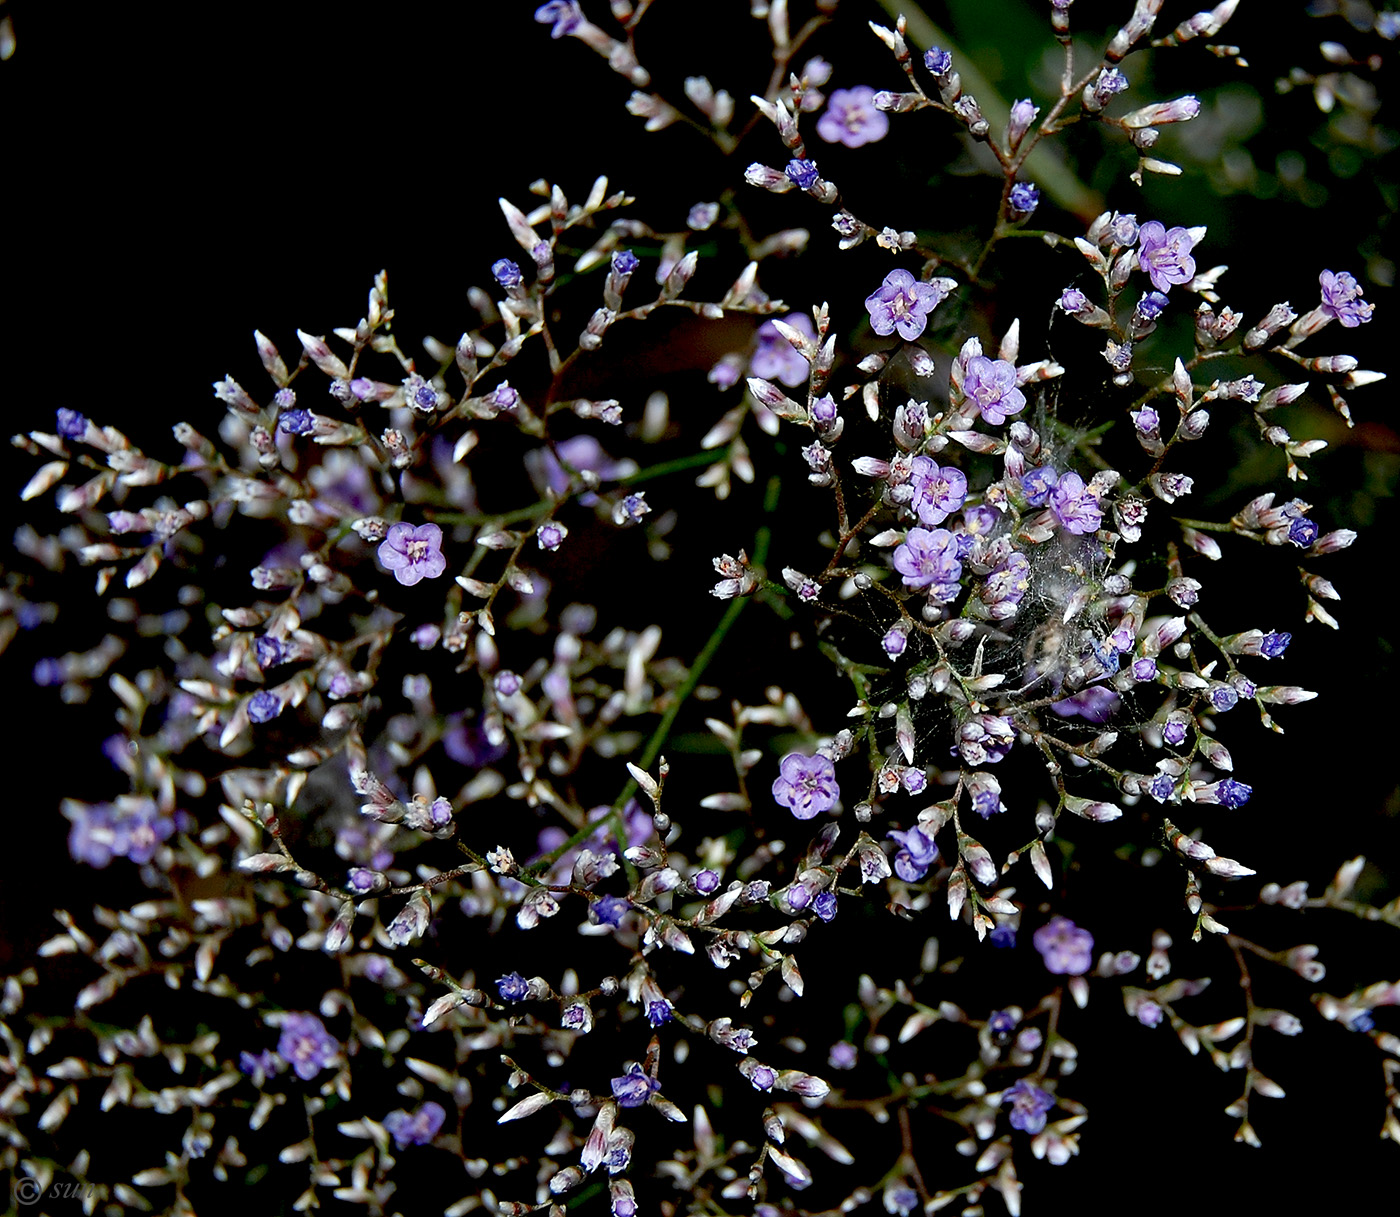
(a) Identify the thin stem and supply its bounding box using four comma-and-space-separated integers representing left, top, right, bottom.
527, 474, 781, 876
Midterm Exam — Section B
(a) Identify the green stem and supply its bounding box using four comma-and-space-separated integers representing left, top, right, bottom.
525, 475, 781, 877
427, 447, 732, 528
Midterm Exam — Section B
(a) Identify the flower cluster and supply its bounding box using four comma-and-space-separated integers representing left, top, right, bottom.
6, 5, 1392, 1217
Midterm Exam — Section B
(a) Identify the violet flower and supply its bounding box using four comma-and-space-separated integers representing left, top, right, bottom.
1137, 221, 1197, 293
909, 457, 968, 526
1318, 270, 1374, 328
1049, 471, 1103, 535
1003, 1078, 1056, 1134
750, 312, 814, 387
611, 1063, 661, 1108
888, 823, 940, 881
1033, 916, 1094, 975
377, 522, 447, 586
772, 752, 840, 819
865, 269, 948, 341
963, 355, 1026, 425
383, 1101, 446, 1149
891, 527, 963, 595
816, 86, 890, 147
277, 1012, 339, 1081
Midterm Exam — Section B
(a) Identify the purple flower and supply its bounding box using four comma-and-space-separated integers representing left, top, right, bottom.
248, 691, 282, 724
1049, 471, 1103, 534
491, 257, 524, 286
772, 752, 840, 820
1058, 287, 1090, 315
614, 492, 651, 525
989, 1009, 1017, 1037
1136, 290, 1170, 322
1033, 916, 1094, 975
407, 376, 438, 412
1051, 686, 1119, 723
1318, 270, 1374, 328
828, 1041, 858, 1070
751, 313, 814, 388
378, 522, 447, 586
1091, 67, 1129, 107
924, 47, 952, 75
693, 868, 720, 895
537, 521, 568, 552
489, 382, 520, 413
534, 1, 584, 37
909, 456, 968, 525
1287, 515, 1319, 547
1261, 630, 1292, 659
383, 1101, 446, 1149
442, 714, 510, 769
239, 1049, 283, 1081
785, 159, 820, 189
892, 527, 963, 595
611, 1063, 661, 1108
1008, 181, 1040, 216
866, 270, 948, 341
65, 803, 118, 868
591, 896, 630, 927
348, 867, 382, 895
67, 798, 177, 868
1137, 221, 1197, 293
277, 1013, 339, 1081
989, 924, 1017, 948
963, 504, 996, 540
1132, 406, 1160, 433
1008, 99, 1038, 147
967, 772, 1005, 819
646, 999, 673, 1027
1207, 684, 1238, 713
963, 355, 1026, 425
749, 1065, 777, 1091
957, 713, 1016, 766
612, 249, 640, 275
816, 86, 890, 147
1216, 778, 1253, 809
885, 1183, 919, 1217
888, 823, 940, 882
881, 626, 908, 658
1162, 718, 1189, 747
497, 972, 529, 1003
56, 408, 89, 439
525, 435, 636, 500
278, 409, 314, 435
1020, 465, 1058, 506
814, 891, 838, 921
1132, 657, 1158, 681
255, 635, 287, 669
1003, 1078, 1055, 1134
1136, 1001, 1164, 1028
